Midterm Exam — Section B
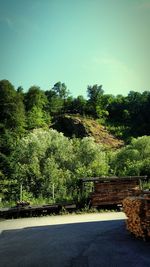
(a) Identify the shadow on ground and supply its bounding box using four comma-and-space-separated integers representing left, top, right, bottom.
0, 219, 150, 267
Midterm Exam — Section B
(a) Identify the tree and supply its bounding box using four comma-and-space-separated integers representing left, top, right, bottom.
71, 95, 87, 115
25, 86, 48, 111
86, 84, 104, 118
0, 80, 26, 133
126, 91, 150, 137
45, 90, 64, 115
0, 80, 26, 201
63, 96, 74, 113
52, 82, 69, 100
107, 94, 127, 123
87, 84, 104, 102
25, 86, 50, 129
27, 107, 50, 130
46, 82, 70, 115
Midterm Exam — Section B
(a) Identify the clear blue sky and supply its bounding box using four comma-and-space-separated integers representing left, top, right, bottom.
0, 0, 150, 97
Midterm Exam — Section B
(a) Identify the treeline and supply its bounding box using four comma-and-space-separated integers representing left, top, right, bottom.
1, 80, 150, 138
0, 79, 150, 204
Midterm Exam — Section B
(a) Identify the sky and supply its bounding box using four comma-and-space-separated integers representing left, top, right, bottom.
0, 0, 150, 97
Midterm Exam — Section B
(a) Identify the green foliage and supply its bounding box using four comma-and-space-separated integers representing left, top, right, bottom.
0, 80, 26, 133
107, 91, 150, 140
1, 79, 150, 206
0, 129, 22, 201
52, 82, 69, 99
70, 95, 86, 115
110, 136, 150, 176
25, 86, 48, 110
9, 129, 109, 202
87, 84, 104, 118
27, 107, 50, 130
142, 181, 150, 190
106, 124, 129, 140
45, 82, 70, 115
1, 79, 150, 141
71, 137, 108, 177
25, 86, 51, 129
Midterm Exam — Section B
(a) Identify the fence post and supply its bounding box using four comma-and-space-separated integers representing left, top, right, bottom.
52, 184, 55, 201
20, 183, 23, 202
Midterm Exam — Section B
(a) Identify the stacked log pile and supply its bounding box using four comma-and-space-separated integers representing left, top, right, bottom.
123, 193, 150, 240
91, 178, 141, 206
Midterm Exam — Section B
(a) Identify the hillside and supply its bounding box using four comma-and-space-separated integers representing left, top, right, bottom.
51, 115, 124, 148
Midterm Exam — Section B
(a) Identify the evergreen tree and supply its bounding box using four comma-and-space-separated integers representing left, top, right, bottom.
0, 80, 26, 133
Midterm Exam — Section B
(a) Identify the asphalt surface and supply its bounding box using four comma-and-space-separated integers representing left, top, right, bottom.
0, 212, 150, 267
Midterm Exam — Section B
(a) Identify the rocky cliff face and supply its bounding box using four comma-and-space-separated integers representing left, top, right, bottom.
51, 115, 124, 149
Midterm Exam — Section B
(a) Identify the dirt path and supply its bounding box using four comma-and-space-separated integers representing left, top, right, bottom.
0, 212, 150, 267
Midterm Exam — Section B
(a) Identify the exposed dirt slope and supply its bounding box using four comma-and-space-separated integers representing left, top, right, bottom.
52, 115, 124, 148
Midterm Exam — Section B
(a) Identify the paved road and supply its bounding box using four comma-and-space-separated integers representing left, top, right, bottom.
0, 212, 150, 267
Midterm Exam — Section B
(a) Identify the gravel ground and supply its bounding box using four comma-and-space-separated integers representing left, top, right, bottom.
0, 212, 150, 267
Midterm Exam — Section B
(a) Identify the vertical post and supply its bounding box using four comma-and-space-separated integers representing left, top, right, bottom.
52, 184, 55, 201
20, 183, 23, 202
